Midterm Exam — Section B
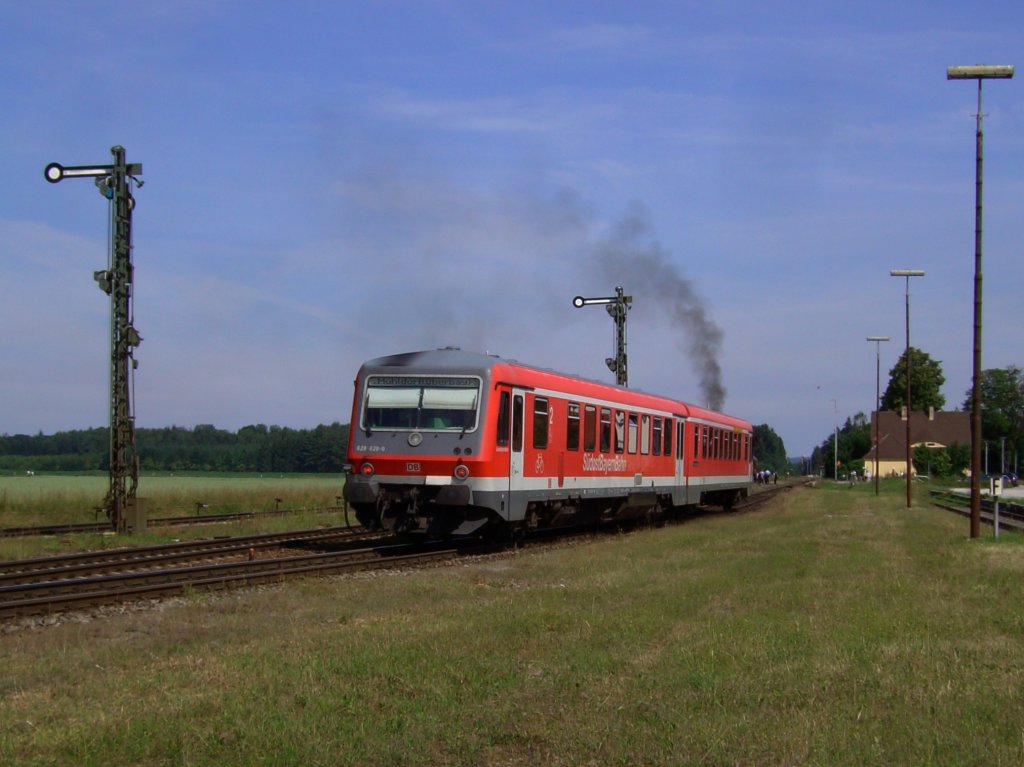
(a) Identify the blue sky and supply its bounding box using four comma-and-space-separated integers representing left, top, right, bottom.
1, 1, 1021, 457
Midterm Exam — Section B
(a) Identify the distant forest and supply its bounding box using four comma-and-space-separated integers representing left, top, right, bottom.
0, 424, 351, 473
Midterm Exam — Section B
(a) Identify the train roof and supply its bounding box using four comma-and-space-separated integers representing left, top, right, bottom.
360, 347, 500, 374
357, 348, 751, 429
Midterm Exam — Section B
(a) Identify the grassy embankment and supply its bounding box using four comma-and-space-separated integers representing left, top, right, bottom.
2, 480, 1024, 765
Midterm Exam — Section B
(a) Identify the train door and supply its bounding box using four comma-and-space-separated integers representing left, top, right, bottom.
507, 389, 527, 520
675, 418, 688, 506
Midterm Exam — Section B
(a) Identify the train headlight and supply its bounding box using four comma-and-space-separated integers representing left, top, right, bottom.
453, 464, 470, 481
360, 462, 375, 478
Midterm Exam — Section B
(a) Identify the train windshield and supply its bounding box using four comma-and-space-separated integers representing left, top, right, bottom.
363, 375, 480, 432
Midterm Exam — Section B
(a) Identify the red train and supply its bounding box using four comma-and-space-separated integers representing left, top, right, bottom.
344, 347, 753, 537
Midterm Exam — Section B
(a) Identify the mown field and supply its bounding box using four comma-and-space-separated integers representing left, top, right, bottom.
2, 481, 1024, 766
0, 472, 349, 559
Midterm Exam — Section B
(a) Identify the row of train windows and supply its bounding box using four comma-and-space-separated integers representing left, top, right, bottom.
557, 401, 673, 456
496, 392, 673, 456
694, 424, 751, 462
495, 392, 749, 462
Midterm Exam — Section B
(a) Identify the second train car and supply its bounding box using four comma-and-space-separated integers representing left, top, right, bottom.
343, 347, 753, 537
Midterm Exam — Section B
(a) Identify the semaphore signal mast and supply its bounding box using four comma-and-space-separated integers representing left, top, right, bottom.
572, 286, 632, 387
45, 146, 144, 533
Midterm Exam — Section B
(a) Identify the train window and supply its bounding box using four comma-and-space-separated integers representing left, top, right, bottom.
364, 376, 480, 432
614, 410, 625, 454
512, 395, 523, 453
665, 418, 673, 457
584, 405, 597, 451
566, 403, 580, 451
532, 397, 549, 449
715, 429, 722, 459
627, 413, 638, 454
701, 426, 709, 459
496, 391, 510, 447
693, 424, 699, 458
600, 408, 612, 453
652, 417, 662, 456
641, 414, 651, 455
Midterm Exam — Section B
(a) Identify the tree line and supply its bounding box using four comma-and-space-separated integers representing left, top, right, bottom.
4, 419, 800, 478
0, 423, 350, 473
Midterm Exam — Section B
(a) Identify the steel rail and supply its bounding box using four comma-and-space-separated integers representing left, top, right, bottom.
0, 525, 373, 579
930, 495, 1024, 530
0, 504, 348, 538
1, 483, 796, 622
0, 543, 466, 619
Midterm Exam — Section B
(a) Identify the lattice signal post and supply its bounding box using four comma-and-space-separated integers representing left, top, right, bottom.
572, 286, 632, 387
45, 146, 144, 533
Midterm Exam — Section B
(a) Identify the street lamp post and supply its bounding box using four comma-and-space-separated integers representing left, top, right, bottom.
890, 269, 925, 508
947, 63, 1014, 539
867, 336, 891, 496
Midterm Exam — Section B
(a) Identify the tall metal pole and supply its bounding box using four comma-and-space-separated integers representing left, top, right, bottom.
890, 270, 924, 508
45, 146, 143, 533
831, 398, 838, 480
867, 336, 890, 495
947, 64, 1014, 538
970, 77, 986, 538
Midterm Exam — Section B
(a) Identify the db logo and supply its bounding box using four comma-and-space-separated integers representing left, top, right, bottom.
406, 462, 421, 473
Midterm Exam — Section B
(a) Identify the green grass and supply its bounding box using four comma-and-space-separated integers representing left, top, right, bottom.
0, 473, 349, 559
2, 482, 1024, 765
0, 472, 345, 523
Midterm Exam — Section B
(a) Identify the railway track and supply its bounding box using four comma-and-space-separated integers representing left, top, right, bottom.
0, 525, 377, 581
0, 504, 348, 538
930, 490, 1024, 531
1, 483, 797, 623
733, 480, 802, 512
0, 533, 480, 620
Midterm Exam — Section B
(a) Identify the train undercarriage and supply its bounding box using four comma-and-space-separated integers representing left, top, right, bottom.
348, 482, 748, 540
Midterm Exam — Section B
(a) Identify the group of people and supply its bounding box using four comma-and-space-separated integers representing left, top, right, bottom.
755, 470, 777, 485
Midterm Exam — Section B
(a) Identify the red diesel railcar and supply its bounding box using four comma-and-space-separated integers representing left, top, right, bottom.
343, 347, 752, 537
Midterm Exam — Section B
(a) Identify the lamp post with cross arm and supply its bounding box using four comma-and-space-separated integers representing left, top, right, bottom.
946, 63, 1014, 539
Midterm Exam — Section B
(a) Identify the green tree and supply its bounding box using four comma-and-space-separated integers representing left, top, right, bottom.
815, 413, 871, 479
914, 444, 952, 478
752, 424, 788, 475
881, 346, 946, 412
962, 365, 1024, 470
